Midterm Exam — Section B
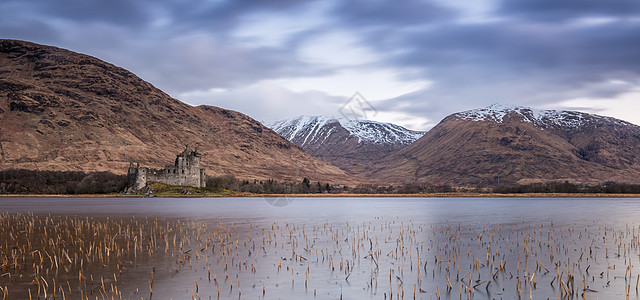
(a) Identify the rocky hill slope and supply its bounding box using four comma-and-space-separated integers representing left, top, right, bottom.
267, 116, 424, 173
0, 39, 357, 183
364, 104, 640, 186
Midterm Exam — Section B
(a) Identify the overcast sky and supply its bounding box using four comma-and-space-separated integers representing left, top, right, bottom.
2, 0, 639, 130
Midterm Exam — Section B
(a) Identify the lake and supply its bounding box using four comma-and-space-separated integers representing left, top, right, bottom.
1, 196, 639, 299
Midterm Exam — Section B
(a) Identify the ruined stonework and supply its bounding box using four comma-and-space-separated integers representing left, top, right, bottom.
127, 146, 206, 191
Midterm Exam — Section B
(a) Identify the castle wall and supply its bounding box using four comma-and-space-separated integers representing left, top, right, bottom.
127, 146, 206, 190
145, 165, 202, 187
200, 169, 207, 188
128, 164, 148, 191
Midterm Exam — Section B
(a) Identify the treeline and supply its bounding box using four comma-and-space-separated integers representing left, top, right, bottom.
0, 169, 128, 194
4, 169, 640, 195
206, 175, 338, 194
493, 181, 640, 194
208, 175, 640, 195
206, 175, 454, 194
346, 183, 454, 194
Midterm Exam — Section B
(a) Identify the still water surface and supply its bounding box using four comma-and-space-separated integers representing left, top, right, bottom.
1, 197, 639, 299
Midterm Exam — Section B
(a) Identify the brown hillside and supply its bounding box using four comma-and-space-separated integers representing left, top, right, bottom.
364, 105, 640, 186
0, 39, 358, 184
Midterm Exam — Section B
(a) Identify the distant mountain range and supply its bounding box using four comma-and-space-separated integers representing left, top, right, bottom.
267, 116, 424, 173
362, 104, 640, 186
0, 39, 358, 184
2, 40, 640, 188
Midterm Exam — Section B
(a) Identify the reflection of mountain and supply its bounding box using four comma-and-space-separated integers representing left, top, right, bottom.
0, 39, 357, 183
267, 116, 424, 173
364, 104, 640, 186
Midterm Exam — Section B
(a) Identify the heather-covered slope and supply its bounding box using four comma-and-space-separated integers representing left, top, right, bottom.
365, 104, 640, 186
0, 40, 357, 183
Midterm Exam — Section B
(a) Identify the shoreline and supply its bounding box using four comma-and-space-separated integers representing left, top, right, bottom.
1, 192, 640, 198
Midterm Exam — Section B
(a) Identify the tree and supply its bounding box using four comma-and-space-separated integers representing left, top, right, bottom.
302, 177, 311, 189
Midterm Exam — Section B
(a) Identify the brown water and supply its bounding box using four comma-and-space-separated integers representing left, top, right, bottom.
1, 197, 640, 299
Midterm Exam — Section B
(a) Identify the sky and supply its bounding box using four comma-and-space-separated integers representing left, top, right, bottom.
2, 0, 639, 130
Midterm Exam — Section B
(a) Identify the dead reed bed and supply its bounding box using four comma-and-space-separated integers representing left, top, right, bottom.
1, 212, 639, 299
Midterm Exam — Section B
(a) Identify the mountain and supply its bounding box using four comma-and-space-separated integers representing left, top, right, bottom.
267, 116, 424, 173
0, 39, 357, 184
364, 104, 640, 186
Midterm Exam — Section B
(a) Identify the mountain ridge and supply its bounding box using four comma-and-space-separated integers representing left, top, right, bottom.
454, 103, 632, 129
267, 115, 424, 173
363, 104, 640, 186
267, 116, 424, 145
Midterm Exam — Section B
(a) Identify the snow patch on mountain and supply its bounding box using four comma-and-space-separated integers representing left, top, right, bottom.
267, 116, 425, 146
455, 103, 630, 129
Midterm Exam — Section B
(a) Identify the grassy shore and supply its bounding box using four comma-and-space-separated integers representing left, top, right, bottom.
2, 192, 640, 198
262, 192, 640, 198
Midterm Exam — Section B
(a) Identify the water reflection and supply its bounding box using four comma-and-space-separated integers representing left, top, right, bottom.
0, 197, 639, 299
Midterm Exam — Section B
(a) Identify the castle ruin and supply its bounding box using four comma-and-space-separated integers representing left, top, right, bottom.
128, 145, 206, 191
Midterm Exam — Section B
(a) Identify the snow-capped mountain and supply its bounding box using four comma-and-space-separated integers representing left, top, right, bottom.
364, 104, 640, 186
453, 103, 631, 129
267, 116, 424, 173
268, 116, 424, 146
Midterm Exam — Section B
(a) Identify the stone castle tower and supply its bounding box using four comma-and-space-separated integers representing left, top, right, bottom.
127, 145, 206, 191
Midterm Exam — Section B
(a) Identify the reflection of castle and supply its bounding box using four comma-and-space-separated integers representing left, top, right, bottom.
128, 145, 206, 191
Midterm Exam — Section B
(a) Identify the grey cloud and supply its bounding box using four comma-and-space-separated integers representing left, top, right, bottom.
0, 0, 152, 27
332, 0, 456, 26
0, 18, 59, 45
2, 0, 640, 129
499, 0, 640, 21
316, 0, 640, 124
182, 83, 348, 123
0, 0, 331, 95
383, 20, 640, 78
1, 0, 321, 41
353, 16, 640, 121
129, 41, 325, 94
66, 36, 332, 97
148, 0, 321, 38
